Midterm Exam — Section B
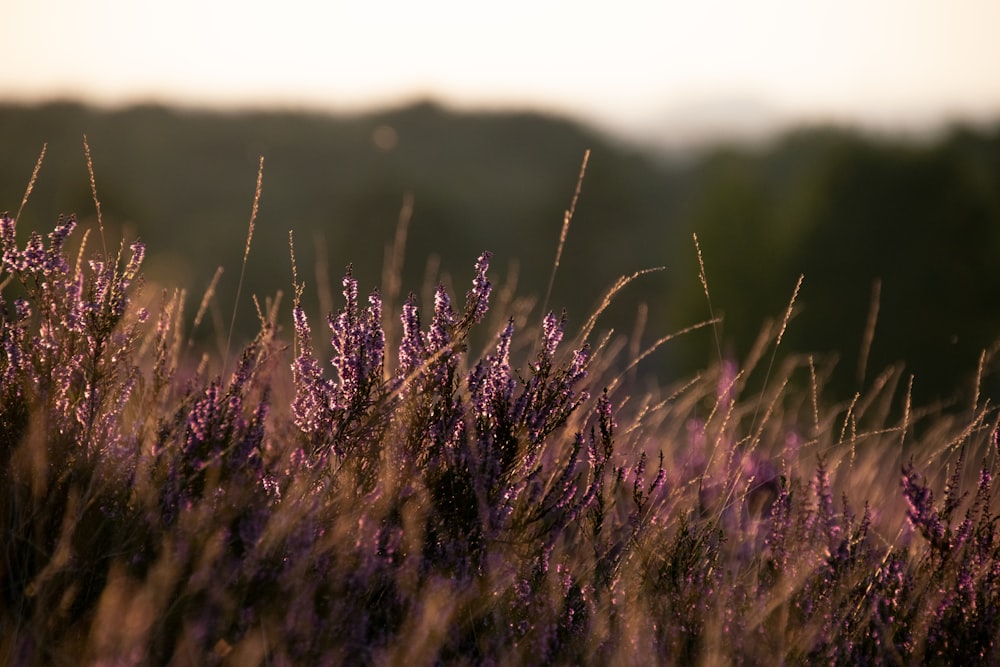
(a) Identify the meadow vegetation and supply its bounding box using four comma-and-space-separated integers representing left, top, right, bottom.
2, 145, 1000, 664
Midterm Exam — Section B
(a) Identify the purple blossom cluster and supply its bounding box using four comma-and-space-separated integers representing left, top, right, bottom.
291, 269, 386, 460
1, 212, 148, 461
4, 209, 1000, 665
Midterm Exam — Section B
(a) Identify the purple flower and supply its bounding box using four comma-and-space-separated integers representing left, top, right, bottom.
469, 319, 515, 425
0, 213, 15, 253
291, 268, 387, 459
541, 311, 565, 360
428, 285, 454, 353
328, 278, 384, 410
186, 382, 221, 457
13, 299, 31, 321
23, 232, 46, 273
425, 284, 456, 390
766, 475, 793, 572
291, 304, 330, 435
813, 458, 841, 546
397, 293, 425, 383
463, 250, 492, 327
902, 462, 948, 552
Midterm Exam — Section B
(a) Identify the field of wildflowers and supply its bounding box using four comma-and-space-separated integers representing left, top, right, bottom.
2, 153, 1000, 665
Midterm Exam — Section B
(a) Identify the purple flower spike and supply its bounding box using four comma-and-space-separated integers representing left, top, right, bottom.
464, 250, 493, 325
291, 305, 329, 434
23, 232, 46, 273
470, 318, 515, 422
901, 463, 948, 551
124, 241, 145, 282
541, 311, 565, 360
44, 215, 76, 274
0, 213, 14, 248
429, 285, 454, 352
398, 293, 425, 382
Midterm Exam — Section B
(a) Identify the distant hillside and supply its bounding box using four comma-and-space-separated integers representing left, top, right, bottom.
665, 124, 1000, 406
0, 100, 679, 347
2, 101, 999, 405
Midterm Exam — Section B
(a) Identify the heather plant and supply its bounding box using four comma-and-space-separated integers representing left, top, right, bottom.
3, 155, 1000, 666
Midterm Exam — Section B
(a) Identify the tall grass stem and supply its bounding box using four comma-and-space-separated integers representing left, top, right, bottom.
224, 156, 264, 376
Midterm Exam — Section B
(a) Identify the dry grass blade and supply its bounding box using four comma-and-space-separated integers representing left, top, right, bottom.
607, 318, 720, 393
83, 135, 108, 259
901, 374, 913, 450
809, 355, 820, 439
857, 278, 881, 386
224, 156, 265, 376
752, 274, 803, 432
541, 149, 589, 321
973, 348, 986, 415
193, 266, 224, 332
774, 274, 803, 349
383, 191, 414, 314
578, 267, 665, 345
15, 143, 46, 224
693, 232, 723, 367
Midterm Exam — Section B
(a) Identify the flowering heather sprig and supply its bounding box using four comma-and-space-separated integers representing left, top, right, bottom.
0, 213, 147, 446
516, 345, 590, 446
945, 467, 995, 564
468, 319, 516, 435
0, 213, 17, 271
902, 462, 949, 553
291, 304, 330, 436
395, 252, 495, 402
397, 293, 425, 384
291, 269, 388, 462
765, 474, 793, 575
465, 310, 597, 537
327, 267, 385, 409
23, 232, 46, 273
116, 241, 144, 313
45, 215, 76, 272
586, 391, 615, 543
77, 240, 146, 337
475, 311, 587, 455
426, 284, 457, 388
328, 272, 385, 411
2, 215, 77, 278
459, 250, 492, 331
185, 381, 224, 458
0, 298, 27, 390
162, 350, 272, 520
541, 310, 565, 359
429, 285, 454, 351
813, 457, 841, 547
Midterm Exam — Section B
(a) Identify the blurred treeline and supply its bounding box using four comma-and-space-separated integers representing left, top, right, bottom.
2, 101, 999, 405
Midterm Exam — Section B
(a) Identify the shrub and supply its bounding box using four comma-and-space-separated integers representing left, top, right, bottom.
2, 168, 1000, 664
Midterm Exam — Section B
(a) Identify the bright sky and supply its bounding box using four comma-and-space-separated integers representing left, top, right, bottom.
3, 0, 1000, 138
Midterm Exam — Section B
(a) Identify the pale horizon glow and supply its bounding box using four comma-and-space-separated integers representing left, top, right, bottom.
4, 0, 1000, 142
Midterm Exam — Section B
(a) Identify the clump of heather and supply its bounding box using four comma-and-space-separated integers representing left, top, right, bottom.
3, 196, 1000, 665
